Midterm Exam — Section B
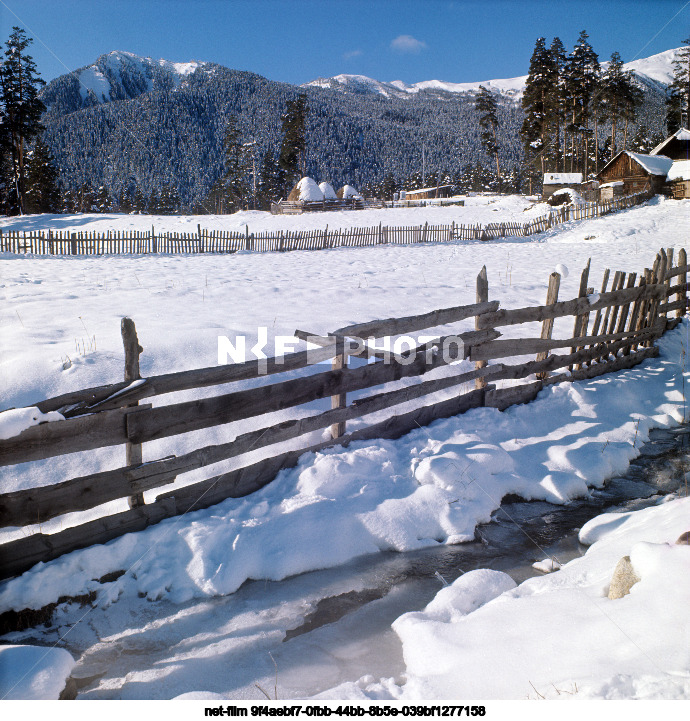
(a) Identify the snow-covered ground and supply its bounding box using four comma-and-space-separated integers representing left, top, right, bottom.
0, 195, 688, 700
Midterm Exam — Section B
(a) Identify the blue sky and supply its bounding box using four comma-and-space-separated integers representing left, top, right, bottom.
1, 0, 687, 86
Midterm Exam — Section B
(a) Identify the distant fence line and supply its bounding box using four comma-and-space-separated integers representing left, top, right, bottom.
0, 192, 649, 257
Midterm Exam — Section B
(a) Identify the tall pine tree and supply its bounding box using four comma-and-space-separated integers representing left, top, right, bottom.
667, 37, 690, 134
475, 86, 501, 191
279, 93, 308, 195
0, 27, 46, 214
521, 37, 557, 182
24, 137, 60, 213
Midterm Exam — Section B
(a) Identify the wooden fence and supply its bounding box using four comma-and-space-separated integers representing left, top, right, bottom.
0, 192, 649, 257
0, 246, 686, 581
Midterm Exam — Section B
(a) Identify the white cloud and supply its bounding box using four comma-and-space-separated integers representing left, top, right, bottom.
390, 35, 427, 54
343, 49, 363, 60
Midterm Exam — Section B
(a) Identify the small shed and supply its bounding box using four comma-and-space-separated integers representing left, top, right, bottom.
667, 160, 690, 199
542, 173, 582, 201
598, 181, 625, 201
404, 184, 455, 200
595, 151, 672, 196
650, 127, 690, 161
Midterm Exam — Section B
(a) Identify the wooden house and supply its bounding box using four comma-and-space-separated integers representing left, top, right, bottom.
542, 173, 582, 200
595, 151, 672, 197
650, 127, 690, 161
403, 184, 455, 200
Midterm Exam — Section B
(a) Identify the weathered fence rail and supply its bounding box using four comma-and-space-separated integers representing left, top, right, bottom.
0, 245, 686, 580
0, 193, 649, 257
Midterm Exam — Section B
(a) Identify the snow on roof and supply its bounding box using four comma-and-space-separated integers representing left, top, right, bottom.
650, 127, 690, 155
627, 152, 673, 176
599, 181, 625, 188
668, 160, 690, 181
405, 185, 454, 195
543, 173, 582, 184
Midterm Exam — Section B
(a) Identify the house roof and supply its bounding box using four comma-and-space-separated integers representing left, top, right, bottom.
668, 160, 690, 182
596, 151, 673, 179
650, 127, 690, 156
543, 173, 582, 184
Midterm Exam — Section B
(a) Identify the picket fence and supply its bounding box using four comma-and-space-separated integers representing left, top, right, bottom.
0, 192, 649, 257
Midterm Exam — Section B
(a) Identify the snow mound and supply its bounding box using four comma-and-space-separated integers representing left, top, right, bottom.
338, 184, 361, 199
0, 645, 75, 700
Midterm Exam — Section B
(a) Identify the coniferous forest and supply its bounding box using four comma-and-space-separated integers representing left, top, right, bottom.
0, 28, 686, 216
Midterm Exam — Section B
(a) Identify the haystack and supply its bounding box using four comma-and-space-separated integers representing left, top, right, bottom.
319, 181, 338, 200
337, 184, 361, 199
288, 177, 324, 202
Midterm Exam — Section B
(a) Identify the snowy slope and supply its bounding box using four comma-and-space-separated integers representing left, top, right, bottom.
0, 196, 689, 701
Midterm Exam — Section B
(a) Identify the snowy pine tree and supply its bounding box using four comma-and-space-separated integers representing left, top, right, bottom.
667, 37, 690, 133
24, 136, 60, 213
0, 27, 46, 214
279, 94, 308, 194
475, 86, 502, 191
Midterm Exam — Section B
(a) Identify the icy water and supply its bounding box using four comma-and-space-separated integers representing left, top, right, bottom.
5, 424, 689, 700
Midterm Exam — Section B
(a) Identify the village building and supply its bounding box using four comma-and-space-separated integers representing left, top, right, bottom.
541, 173, 583, 201
650, 127, 690, 161
595, 151, 673, 198
402, 184, 455, 200
650, 127, 690, 199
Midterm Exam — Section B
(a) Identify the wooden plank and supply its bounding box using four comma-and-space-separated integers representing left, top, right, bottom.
33, 343, 341, 417
485, 381, 543, 411
665, 262, 690, 280
0, 459, 179, 528
333, 299, 500, 339
125, 328, 499, 446
0, 498, 177, 581
470, 326, 655, 361
543, 345, 659, 386
477, 283, 666, 329
536, 271, 561, 379
484, 322, 664, 382
475, 266, 489, 389
0, 405, 149, 467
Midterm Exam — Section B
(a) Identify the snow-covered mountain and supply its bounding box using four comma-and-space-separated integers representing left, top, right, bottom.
42, 50, 210, 113
304, 47, 680, 101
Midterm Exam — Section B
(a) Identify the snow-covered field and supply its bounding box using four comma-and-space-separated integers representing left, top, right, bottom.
0, 195, 688, 701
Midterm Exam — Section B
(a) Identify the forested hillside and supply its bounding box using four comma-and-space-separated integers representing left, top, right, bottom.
35, 48, 670, 212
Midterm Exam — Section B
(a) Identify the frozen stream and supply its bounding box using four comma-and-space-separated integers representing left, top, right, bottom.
3, 424, 688, 700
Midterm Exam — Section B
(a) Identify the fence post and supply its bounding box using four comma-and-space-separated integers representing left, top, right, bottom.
536, 271, 561, 380
678, 248, 688, 319
475, 266, 489, 390
70, 232, 77, 255
121, 317, 145, 508
152, 225, 157, 254
330, 336, 347, 439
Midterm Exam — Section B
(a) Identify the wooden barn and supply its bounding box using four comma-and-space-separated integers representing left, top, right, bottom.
542, 173, 582, 200
650, 127, 690, 161
595, 151, 672, 197
403, 184, 455, 200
